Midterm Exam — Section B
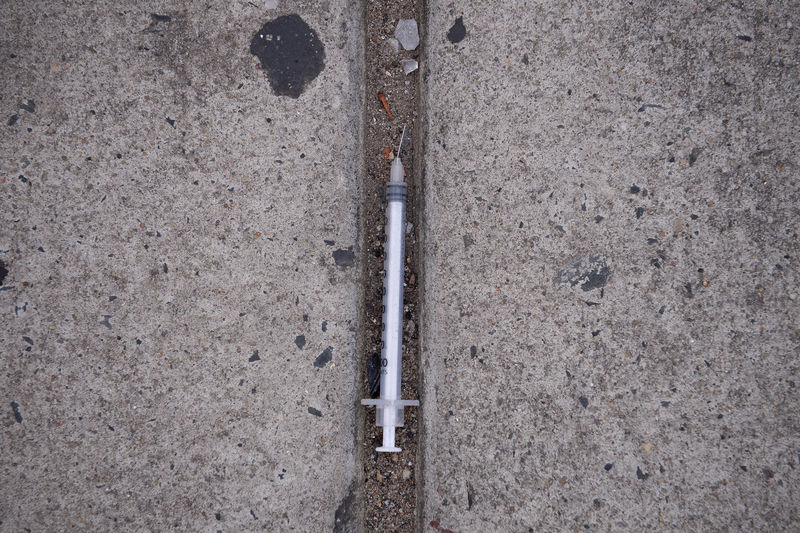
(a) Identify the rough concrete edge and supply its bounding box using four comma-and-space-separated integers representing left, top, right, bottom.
337, 0, 367, 531
414, 0, 431, 531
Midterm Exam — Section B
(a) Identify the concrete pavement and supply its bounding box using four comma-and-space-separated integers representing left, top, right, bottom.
1, 1, 363, 531
420, 1, 799, 530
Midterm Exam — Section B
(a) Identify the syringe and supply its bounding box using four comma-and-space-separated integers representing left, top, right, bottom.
362, 126, 419, 452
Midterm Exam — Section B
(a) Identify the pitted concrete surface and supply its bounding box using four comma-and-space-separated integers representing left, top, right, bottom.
420, 1, 799, 531
1, 2, 363, 531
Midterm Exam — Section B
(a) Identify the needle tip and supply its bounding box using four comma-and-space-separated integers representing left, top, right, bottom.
397, 125, 408, 158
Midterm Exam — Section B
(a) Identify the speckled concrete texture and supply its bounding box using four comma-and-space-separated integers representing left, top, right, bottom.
1, 1, 363, 531
420, 1, 799, 531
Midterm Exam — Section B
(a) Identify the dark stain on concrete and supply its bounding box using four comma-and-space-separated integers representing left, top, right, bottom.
689, 147, 702, 166
557, 255, 611, 292
0, 260, 8, 285
249, 350, 261, 362
307, 406, 322, 417
333, 249, 355, 267
10, 401, 23, 423
19, 99, 36, 113
295, 334, 306, 349
447, 16, 466, 43
314, 346, 333, 368
250, 15, 325, 99
333, 481, 358, 533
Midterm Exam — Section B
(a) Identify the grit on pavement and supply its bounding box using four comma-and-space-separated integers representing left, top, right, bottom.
420, 1, 799, 531
1, 1, 364, 531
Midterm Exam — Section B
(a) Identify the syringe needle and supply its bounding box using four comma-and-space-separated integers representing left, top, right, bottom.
361, 126, 419, 452
396, 125, 407, 159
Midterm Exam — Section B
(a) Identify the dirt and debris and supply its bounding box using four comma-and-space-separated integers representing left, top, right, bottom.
361, 0, 423, 531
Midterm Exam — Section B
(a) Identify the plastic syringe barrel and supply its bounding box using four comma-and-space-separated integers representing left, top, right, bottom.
361, 157, 419, 452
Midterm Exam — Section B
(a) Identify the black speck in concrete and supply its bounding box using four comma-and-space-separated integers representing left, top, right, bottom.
684, 282, 694, 297
635, 207, 644, 219
558, 255, 611, 292
636, 466, 649, 480
250, 509, 258, 520
0, 260, 7, 284
321, 320, 327, 332
661, 401, 671, 407
470, 345, 477, 358
108, 424, 115, 431
689, 147, 701, 166
332, 249, 354, 267
166, 117, 175, 127
591, 330, 600, 337
19, 99, 36, 113
522, 54, 529, 65
637, 104, 663, 112
629, 184, 640, 194
333, 482, 358, 533
10, 401, 22, 423
604, 463, 613, 471
314, 346, 333, 368
447, 16, 466, 43
295, 334, 306, 349
249, 350, 260, 362
763, 468, 775, 479
162, 263, 168, 273
100, 315, 113, 329
108, 295, 117, 301
579, 396, 589, 408
594, 215, 604, 223
307, 406, 322, 417
7, 114, 18, 126
324, 239, 335, 246
250, 15, 326, 99
737, 35, 752, 41
215, 512, 221, 520
740, 465, 748, 471
151, 13, 172, 23
22, 336, 33, 345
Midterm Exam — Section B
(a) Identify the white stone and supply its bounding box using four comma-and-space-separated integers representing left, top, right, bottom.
395, 19, 419, 51
401, 58, 418, 75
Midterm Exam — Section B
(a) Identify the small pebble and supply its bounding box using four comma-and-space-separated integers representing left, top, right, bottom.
401, 59, 418, 75
395, 19, 419, 50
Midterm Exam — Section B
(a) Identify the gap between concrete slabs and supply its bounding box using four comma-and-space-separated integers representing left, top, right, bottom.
357, 0, 426, 531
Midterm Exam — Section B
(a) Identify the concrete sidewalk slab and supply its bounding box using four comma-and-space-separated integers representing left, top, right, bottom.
1, 1, 363, 530
421, 1, 799, 530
